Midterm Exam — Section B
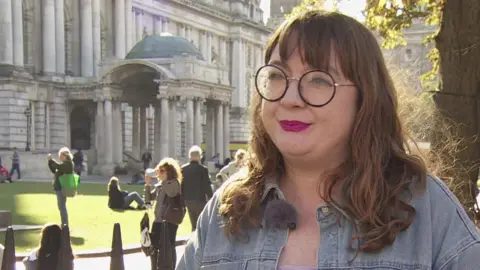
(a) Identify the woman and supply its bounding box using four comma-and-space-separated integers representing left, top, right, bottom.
179, 11, 480, 269
107, 176, 146, 210
23, 224, 68, 270
218, 149, 247, 184
144, 157, 185, 269
48, 147, 74, 227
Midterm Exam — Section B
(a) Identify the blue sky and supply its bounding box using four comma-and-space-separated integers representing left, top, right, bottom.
260, 0, 367, 23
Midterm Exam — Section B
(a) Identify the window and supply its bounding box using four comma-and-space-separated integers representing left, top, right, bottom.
405, 48, 413, 61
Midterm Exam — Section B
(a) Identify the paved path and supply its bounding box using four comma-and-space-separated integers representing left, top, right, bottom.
17, 174, 137, 184
15, 245, 186, 269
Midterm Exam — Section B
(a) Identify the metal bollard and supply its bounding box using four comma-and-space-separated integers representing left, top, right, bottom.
0, 226, 15, 270
110, 223, 125, 270
56, 225, 74, 270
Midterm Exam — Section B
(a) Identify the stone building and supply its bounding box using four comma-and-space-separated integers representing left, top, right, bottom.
0, 0, 270, 177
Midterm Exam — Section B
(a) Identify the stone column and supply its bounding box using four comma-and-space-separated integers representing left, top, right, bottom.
95, 100, 105, 163
186, 97, 194, 149
185, 27, 191, 41
115, 0, 126, 58
220, 37, 227, 66
155, 16, 162, 35
136, 11, 143, 42
255, 45, 263, 69
205, 104, 215, 160
132, 9, 137, 45
35, 101, 46, 149
163, 18, 169, 33
125, 0, 133, 51
0, 0, 13, 65
132, 106, 140, 158
215, 103, 224, 160
43, 0, 56, 73
169, 97, 178, 157
12, 0, 23, 67
93, 0, 101, 75
140, 106, 147, 152
201, 31, 207, 60
206, 32, 212, 63
81, 0, 93, 76
30, 102, 36, 150
55, 0, 65, 73
180, 24, 186, 38
153, 106, 161, 162
160, 98, 169, 158
223, 103, 230, 159
104, 100, 114, 164
112, 102, 123, 163
46, 103, 51, 150
194, 98, 203, 146
231, 38, 246, 108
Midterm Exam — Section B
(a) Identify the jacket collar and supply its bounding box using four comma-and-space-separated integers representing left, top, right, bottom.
259, 173, 352, 220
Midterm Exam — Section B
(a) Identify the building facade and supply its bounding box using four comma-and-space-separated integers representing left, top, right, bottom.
0, 0, 270, 176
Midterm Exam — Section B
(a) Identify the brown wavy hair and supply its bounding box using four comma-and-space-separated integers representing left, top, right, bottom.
156, 157, 183, 183
218, 10, 427, 253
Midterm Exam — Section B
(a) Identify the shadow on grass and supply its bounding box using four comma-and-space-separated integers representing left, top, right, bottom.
71, 236, 85, 245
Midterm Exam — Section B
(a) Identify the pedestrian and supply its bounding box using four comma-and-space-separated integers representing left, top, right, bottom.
181, 146, 212, 231
9, 147, 21, 181
144, 157, 185, 270
48, 147, 74, 227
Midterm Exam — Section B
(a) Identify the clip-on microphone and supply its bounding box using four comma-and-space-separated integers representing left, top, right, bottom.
264, 199, 298, 230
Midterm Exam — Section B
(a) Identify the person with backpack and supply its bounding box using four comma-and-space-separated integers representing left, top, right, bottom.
48, 147, 74, 227
144, 157, 186, 270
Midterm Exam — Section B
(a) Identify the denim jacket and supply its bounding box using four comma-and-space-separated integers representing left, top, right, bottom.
178, 175, 480, 270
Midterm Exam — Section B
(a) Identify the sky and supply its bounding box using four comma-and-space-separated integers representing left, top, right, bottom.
260, 0, 367, 23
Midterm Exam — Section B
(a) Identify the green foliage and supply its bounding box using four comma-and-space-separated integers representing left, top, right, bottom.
365, 0, 445, 87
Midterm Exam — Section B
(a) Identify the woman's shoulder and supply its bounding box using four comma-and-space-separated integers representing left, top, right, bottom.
411, 174, 480, 268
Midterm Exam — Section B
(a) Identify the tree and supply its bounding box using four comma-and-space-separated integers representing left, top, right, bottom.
365, 0, 480, 214
287, 0, 480, 214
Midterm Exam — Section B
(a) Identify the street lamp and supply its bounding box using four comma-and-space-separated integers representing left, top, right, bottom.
24, 106, 31, 151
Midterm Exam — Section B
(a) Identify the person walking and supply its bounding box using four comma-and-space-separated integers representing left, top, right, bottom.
48, 147, 74, 227
180, 146, 212, 231
144, 157, 185, 270
9, 147, 21, 181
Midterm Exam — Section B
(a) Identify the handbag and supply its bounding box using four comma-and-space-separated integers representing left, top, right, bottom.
58, 173, 80, 197
163, 195, 186, 225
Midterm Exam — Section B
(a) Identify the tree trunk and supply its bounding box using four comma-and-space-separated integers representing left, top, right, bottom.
434, 0, 480, 211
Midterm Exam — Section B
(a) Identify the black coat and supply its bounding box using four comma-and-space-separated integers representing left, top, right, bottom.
180, 161, 213, 202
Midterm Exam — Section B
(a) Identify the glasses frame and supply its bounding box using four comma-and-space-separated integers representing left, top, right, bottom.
254, 64, 356, 107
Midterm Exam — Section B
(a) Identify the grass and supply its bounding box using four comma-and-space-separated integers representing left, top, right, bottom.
0, 181, 192, 253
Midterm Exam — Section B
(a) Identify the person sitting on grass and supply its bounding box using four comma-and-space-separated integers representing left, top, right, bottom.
108, 176, 146, 210
23, 223, 73, 270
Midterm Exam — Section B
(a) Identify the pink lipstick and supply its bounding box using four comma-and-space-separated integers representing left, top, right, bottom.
279, 120, 311, 132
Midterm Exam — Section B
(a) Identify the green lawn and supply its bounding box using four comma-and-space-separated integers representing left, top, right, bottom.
0, 182, 192, 253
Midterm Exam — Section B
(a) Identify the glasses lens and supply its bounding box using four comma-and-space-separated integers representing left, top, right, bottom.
255, 66, 287, 101
299, 71, 335, 106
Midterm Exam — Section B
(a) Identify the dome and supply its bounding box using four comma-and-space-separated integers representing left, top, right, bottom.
125, 34, 204, 60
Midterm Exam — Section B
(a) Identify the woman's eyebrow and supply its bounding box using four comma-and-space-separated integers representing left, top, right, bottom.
268, 59, 289, 70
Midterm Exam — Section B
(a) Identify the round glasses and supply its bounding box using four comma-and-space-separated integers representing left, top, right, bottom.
254, 65, 355, 107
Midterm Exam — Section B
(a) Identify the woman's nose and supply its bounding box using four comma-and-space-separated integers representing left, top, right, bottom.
280, 78, 305, 108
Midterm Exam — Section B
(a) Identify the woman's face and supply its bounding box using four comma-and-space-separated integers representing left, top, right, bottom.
59, 153, 65, 161
156, 167, 167, 181
260, 44, 358, 167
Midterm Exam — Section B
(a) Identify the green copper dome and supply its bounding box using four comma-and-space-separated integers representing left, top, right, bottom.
125, 34, 204, 60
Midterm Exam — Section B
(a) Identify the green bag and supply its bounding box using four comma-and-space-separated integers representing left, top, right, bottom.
59, 173, 80, 197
